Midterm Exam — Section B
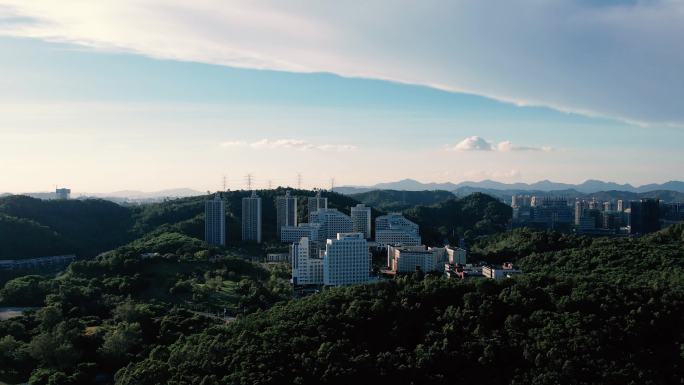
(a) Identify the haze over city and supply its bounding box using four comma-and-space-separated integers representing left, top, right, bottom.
1, 0, 683, 193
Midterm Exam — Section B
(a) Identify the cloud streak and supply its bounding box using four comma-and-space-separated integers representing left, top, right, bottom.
450, 136, 551, 152
221, 138, 357, 152
0, 1, 682, 126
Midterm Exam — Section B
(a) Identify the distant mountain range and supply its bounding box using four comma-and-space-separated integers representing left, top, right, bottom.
336, 179, 684, 195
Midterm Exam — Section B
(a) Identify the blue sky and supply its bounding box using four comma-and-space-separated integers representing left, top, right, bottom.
0, 1, 682, 193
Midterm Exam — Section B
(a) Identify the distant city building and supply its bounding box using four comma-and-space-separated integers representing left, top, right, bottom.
242, 191, 262, 243
323, 233, 370, 286
532, 197, 573, 229
482, 263, 522, 280
629, 199, 660, 235
511, 195, 532, 208
291, 237, 324, 285
351, 203, 372, 239
276, 190, 298, 241
205, 194, 226, 246
617, 199, 627, 212
310, 208, 354, 241
55, 188, 71, 200
375, 213, 421, 247
387, 245, 446, 273
307, 190, 328, 221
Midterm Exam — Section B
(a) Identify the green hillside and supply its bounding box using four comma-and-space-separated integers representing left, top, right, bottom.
115, 224, 684, 385
405, 193, 512, 245
0, 215, 74, 259
0, 196, 134, 258
349, 189, 455, 212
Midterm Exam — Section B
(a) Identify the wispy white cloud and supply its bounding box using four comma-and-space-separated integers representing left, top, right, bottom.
221, 138, 357, 152
450, 136, 552, 152
453, 136, 494, 151
0, 0, 682, 126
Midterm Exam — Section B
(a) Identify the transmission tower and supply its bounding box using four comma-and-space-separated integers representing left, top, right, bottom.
245, 173, 253, 191
297, 173, 302, 190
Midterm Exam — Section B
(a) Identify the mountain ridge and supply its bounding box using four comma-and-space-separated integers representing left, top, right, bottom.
337, 179, 684, 194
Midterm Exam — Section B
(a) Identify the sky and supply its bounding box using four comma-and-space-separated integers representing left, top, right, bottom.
0, 0, 682, 193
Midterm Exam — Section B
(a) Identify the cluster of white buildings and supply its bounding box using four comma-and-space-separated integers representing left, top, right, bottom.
205, 189, 517, 287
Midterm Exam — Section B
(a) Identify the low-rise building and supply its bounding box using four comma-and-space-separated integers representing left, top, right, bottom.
482, 263, 522, 280
387, 245, 446, 273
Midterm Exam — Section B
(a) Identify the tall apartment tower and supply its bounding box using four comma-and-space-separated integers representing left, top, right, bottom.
629, 199, 660, 235
205, 194, 226, 246
351, 203, 372, 239
242, 191, 262, 243
276, 190, 298, 240
291, 237, 324, 286
323, 233, 370, 286
307, 190, 328, 221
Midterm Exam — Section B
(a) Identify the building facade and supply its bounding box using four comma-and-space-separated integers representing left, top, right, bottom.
205, 194, 226, 246
242, 191, 262, 243
310, 208, 354, 241
307, 190, 328, 221
276, 190, 298, 241
55, 188, 71, 200
281, 223, 322, 244
323, 233, 370, 286
375, 213, 421, 247
291, 237, 324, 285
629, 199, 660, 235
351, 203, 372, 239
387, 245, 446, 273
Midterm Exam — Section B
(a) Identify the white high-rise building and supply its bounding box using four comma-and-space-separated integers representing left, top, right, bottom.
387, 245, 447, 273
307, 190, 328, 221
323, 233, 370, 286
55, 188, 71, 200
375, 213, 421, 247
351, 204, 372, 239
276, 190, 298, 241
291, 237, 324, 286
242, 191, 262, 243
310, 208, 353, 240
205, 194, 226, 246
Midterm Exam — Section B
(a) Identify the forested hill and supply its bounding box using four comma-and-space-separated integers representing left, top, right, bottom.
115, 224, 684, 385
405, 192, 512, 245
0, 189, 380, 259
0, 195, 134, 258
349, 189, 455, 212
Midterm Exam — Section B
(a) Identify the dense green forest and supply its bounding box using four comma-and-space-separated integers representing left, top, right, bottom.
350, 190, 455, 212
0, 196, 134, 258
2, 223, 683, 384
405, 193, 513, 245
